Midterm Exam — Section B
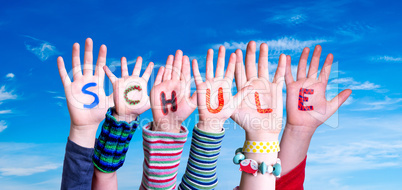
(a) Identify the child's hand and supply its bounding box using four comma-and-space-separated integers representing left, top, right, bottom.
150, 50, 197, 133
193, 46, 254, 133
103, 56, 154, 122
231, 41, 286, 141
285, 45, 352, 133
57, 38, 113, 147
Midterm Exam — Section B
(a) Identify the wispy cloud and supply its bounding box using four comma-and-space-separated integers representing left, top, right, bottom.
268, 14, 306, 25
0, 110, 12, 114
371, 56, 402, 63
5, 73, 14, 79
0, 85, 17, 102
0, 120, 7, 132
330, 77, 380, 90
24, 35, 60, 62
0, 164, 60, 176
53, 96, 66, 100
353, 96, 402, 111
235, 29, 262, 35
336, 22, 375, 41
214, 37, 328, 55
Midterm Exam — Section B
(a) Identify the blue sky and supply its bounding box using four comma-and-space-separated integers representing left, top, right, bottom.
1, 0, 402, 189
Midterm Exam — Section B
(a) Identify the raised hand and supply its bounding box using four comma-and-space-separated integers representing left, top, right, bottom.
57, 38, 113, 148
284, 45, 352, 132
193, 46, 254, 133
103, 56, 154, 121
231, 41, 286, 141
150, 50, 197, 133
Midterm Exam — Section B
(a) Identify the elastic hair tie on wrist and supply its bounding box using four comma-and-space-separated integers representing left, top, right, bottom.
242, 140, 280, 153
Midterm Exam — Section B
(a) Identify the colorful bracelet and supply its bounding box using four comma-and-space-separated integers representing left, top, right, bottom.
233, 148, 281, 177
242, 140, 280, 153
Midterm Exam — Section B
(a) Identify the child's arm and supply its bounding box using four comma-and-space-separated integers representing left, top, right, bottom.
140, 50, 197, 189
278, 46, 351, 177
231, 41, 286, 190
58, 38, 113, 190
178, 46, 253, 190
91, 56, 154, 190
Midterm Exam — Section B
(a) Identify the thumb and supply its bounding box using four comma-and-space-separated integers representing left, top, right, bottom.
232, 85, 254, 109
329, 89, 352, 112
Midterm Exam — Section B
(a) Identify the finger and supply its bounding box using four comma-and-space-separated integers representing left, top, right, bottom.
95, 45, 107, 80
83, 38, 93, 76
235, 49, 247, 91
154, 66, 165, 86
224, 53, 236, 82
233, 85, 254, 109
57, 56, 71, 86
172, 50, 183, 80
245, 41, 257, 80
163, 55, 174, 81
192, 59, 202, 86
132, 56, 143, 76
307, 45, 322, 79
72, 43, 82, 80
329, 89, 352, 112
121, 57, 129, 77
285, 55, 294, 85
258, 43, 269, 80
215, 46, 226, 79
297, 47, 310, 80
103, 65, 117, 83
206, 49, 214, 80
318, 53, 334, 85
274, 54, 286, 85
182, 56, 191, 96
142, 62, 154, 82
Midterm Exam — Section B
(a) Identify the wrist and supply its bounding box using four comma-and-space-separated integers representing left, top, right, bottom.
197, 119, 224, 133
69, 124, 97, 148
284, 123, 315, 140
152, 120, 182, 133
112, 111, 138, 123
245, 132, 279, 142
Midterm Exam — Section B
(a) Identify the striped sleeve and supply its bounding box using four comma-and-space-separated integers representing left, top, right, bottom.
178, 124, 225, 190
140, 123, 188, 190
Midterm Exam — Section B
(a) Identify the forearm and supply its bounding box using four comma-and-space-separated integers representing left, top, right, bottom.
92, 170, 117, 190
92, 108, 139, 190
69, 124, 97, 148
179, 124, 225, 190
278, 123, 314, 176
140, 122, 188, 190
239, 133, 279, 190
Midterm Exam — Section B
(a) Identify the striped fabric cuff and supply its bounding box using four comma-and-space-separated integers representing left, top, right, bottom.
93, 108, 139, 173
140, 123, 188, 190
179, 125, 225, 190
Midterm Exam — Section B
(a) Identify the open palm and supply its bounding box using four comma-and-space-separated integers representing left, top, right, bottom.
285, 45, 352, 131
57, 38, 113, 132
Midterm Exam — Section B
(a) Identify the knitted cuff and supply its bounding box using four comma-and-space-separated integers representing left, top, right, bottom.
93, 108, 139, 173
179, 124, 225, 190
140, 123, 188, 190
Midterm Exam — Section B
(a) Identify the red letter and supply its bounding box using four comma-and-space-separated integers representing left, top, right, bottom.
206, 87, 224, 114
298, 88, 314, 111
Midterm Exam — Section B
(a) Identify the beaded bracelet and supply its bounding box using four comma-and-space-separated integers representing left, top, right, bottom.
233, 148, 281, 177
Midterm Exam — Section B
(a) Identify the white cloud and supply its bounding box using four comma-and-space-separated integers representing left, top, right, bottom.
0, 120, 7, 132
0, 110, 12, 114
353, 96, 402, 111
336, 22, 375, 41
214, 37, 328, 55
24, 36, 60, 62
0, 85, 17, 102
5, 73, 14, 79
235, 29, 261, 35
330, 77, 380, 90
53, 96, 66, 100
371, 56, 402, 62
268, 13, 307, 25
0, 164, 60, 176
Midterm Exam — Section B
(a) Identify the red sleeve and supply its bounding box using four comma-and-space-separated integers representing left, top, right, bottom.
276, 156, 307, 190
